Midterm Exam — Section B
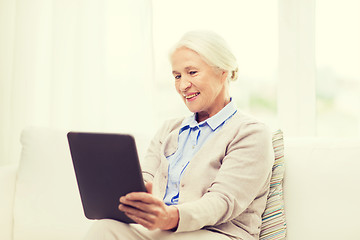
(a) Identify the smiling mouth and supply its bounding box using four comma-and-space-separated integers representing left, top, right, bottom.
185, 92, 200, 99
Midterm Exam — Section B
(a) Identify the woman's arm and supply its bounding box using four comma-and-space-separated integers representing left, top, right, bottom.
141, 124, 166, 183
141, 118, 184, 183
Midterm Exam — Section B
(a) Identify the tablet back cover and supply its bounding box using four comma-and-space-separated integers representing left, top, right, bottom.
67, 132, 146, 223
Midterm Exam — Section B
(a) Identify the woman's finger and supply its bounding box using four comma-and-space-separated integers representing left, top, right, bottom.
119, 198, 165, 220
124, 212, 156, 230
121, 198, 163, 214
121, 192, 163, 206
145, 182, 153, 194
119, 203, 157, 224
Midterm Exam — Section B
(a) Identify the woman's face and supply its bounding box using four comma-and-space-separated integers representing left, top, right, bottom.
171, 47, 229, 122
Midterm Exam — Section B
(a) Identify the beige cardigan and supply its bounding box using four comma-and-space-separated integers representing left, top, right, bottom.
142, 111, 274, 240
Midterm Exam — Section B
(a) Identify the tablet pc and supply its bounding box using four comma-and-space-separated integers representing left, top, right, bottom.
67, 131, 146, 223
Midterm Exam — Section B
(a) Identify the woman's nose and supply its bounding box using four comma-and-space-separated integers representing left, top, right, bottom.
179, 77, 191, 91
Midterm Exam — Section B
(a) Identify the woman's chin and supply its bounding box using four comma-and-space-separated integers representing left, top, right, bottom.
186, 105, 198, 113
183, 99, 206, 115
186, 108, 198, 114
184, 103, 199, 114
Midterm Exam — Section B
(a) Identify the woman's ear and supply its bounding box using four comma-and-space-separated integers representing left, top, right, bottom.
220, 70, 228, 83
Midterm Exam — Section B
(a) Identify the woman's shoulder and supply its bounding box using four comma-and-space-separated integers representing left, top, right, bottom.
231, 110, 267, 126
155, 116, 186, 137
225, 110, 272, 139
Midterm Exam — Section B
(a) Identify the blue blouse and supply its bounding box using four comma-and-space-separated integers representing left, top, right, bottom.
163, 100, 237, 205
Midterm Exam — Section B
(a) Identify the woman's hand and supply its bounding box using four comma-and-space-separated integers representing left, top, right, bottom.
118, 182, 179, 231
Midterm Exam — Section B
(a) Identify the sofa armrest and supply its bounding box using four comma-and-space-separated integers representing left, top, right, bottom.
0, 164, 18, 240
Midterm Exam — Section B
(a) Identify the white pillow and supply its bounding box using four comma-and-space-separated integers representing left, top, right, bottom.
13, 127, 91, 240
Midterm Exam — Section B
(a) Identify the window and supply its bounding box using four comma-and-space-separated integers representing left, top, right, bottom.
316, 0, 360, 137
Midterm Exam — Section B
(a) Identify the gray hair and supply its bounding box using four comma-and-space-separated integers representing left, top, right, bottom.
170, 30, 238, 82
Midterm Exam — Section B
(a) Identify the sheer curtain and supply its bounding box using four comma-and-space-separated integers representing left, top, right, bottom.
0, 0, 154, 165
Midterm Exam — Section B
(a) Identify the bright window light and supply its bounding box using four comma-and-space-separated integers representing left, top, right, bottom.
316, 0, 360, 136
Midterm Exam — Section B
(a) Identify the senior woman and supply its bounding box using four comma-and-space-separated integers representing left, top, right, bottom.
84, 31, 274, 240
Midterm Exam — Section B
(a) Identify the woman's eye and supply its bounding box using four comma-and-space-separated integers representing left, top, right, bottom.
189, 71, 197, 75
174, 75, 181, 80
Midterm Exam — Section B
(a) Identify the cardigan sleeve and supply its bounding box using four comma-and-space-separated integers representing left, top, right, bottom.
141, 118, 184, 183
141, 124, 166, 183
175, 121, 274, 233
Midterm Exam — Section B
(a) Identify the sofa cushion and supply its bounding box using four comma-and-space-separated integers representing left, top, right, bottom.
13, 127, 91, 240
260, 130, 287, 240
283, 137, 360, 240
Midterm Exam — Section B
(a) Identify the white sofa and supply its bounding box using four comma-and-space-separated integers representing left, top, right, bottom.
1, 127, 360, 240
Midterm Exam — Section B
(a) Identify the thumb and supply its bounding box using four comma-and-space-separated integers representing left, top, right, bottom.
145, 181, 153, 194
